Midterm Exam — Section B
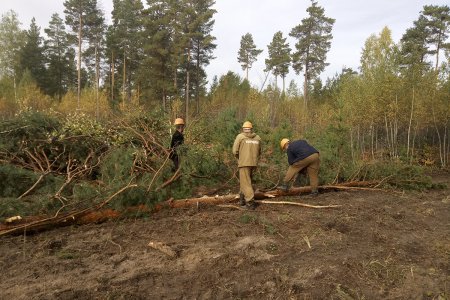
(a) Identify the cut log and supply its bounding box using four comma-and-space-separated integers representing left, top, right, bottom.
155, 194, 237, 209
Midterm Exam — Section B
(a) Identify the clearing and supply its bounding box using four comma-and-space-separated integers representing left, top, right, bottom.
0, 174, 449, 299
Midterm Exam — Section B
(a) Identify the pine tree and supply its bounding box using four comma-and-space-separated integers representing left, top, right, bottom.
421, 5, 450, 72
106, 0, 144, 108
177, 0, 197, 123
400, 15, 430, 74
265, 31, 291, 94
289, 0, 334, 108
44, 13, 76, 100
237, 33, 262, 81
141, 0, 216, 120
84, 7, 105, 119
83, 6, 105, 86
141, 0, 179, 109
64, 0, 104, 109
19, 18, 47, 91
190, 0, 217, 114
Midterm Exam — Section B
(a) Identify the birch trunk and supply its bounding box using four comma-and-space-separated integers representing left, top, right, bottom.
407, 87, 415, 157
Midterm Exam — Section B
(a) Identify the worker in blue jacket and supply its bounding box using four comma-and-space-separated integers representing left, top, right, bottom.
278, 138, 320, 196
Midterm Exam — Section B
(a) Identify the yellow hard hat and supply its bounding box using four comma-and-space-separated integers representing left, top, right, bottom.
242, 121, 253, 128
280, 138, 290, 150
174, 118, 185, 125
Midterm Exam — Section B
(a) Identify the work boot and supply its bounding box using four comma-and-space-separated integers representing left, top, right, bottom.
239, 193, 246, 207
277, 183, 290, 192
245, 200, 258, 210
310, 190, 319, 197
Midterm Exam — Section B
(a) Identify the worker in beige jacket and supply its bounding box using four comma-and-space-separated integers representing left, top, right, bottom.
232, 121, 261, 210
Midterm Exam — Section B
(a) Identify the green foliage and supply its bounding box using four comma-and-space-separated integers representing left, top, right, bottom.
99, 147, 135, 185
307, 131, 350, 184
0, 89, 445, 221
266, 31, 291, 80
182, 144, 221, 176
110, 186, 154, 210
44, 13, 75, 99
289, 0, 335, 90
357, 161, 436, 190
72, 182, 101, 201
211, 72, 251, 117
0, 164, 64, 199
0, 164, 38, 197
239, 213, 258, 224
238, 33, 263, 77
209, 107, 241, 150
59, 112, 106, 138
175, 143, 229, 194
0, 194, 62, 220
265, 121, 293, 164
0, 10, 26, 78
238, 214, 277, 234
305, 99, 352, 184
0, 198, 27, 219
19, 18, 47, 91
0, 111, 60, 151
56, 249, 79, 260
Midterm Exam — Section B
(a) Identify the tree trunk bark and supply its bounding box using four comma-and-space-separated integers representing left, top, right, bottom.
77, 14, 82, 110
370, 123, 374, 160
111, 52, 114, 104
185, 47, 191, 125
407, 87, 415, 157
95, 45, 99, 120
303, 71, 308, 111
195, 41, 200, 115
122, 51, 126, 110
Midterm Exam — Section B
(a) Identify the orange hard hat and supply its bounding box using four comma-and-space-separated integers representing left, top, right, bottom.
280, 138, 290, 150
242, 121, 253, 128
174, 118, 185, 125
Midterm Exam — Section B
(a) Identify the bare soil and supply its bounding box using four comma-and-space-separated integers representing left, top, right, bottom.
1, 175, 449, 299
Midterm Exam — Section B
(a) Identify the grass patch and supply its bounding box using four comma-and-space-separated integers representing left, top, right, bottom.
239, 214, 258, 224
238, 214, 278, 235
56, 249, 79, 260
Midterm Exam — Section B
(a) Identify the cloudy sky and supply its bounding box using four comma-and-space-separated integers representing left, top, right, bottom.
1, 0, 448, 89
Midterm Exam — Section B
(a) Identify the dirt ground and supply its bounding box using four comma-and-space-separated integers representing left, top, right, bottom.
1, 174, 449, 300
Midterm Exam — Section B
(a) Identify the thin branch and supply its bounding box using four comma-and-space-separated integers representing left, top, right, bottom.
258, 200, 341, 209
155, 168, 181, 191
17, 172, 49, 200
0, 125, 30, 134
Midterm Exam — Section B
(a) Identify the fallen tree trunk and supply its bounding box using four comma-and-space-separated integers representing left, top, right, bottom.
0, 183, 137, 236
155, 181, 379, 209
0, 181, 379, 235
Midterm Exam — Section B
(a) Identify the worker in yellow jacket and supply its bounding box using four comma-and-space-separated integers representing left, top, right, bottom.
232, 121, 261, 209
